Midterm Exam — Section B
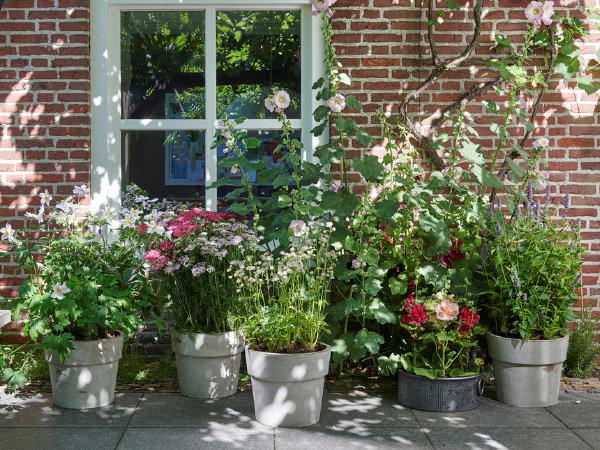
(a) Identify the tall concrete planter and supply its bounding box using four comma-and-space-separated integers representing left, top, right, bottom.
245, 344, 331, 428
44, 333, 123, 409
487, 333, 569, 407
171, 330, 244, 399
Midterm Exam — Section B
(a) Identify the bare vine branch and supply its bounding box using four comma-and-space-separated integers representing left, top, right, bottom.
428, 0, 440, 66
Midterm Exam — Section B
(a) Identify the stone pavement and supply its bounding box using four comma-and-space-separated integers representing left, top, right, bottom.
0, 390, 599, 450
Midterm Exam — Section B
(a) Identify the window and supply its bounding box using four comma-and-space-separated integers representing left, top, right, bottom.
90, 0, 324, 212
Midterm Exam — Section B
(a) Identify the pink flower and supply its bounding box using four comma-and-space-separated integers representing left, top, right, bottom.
542, 1, 554, 25
401, 303, 429, 326
311, 0, 333, 12
289, 219, 307, 237
539, 172, 550, 190
327, 93, 346, 113
264, 96, 276, 112
330, 180, 342, 192
273, 90, 291, 110
144, 249, 161, 262
434, 299, 459, 321
231, 166, 239, 174
351, 259, 361, 270
525, 1, 544, 26
159, 241, 174, 251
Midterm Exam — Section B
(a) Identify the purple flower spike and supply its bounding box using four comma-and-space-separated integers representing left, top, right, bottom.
535, 200, 541, 221
563, 194, 570, 211
572, 273, 582, 288
487, 203, 494, 217
527, 180, 534, 205
480, 242, 488, 262
495, 221, 502, 236
511, 268, 522, 289
497, 197, 502, 210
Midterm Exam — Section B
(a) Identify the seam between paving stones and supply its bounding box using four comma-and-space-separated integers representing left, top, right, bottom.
544, 407, 595, 450
114, 393, 145, 449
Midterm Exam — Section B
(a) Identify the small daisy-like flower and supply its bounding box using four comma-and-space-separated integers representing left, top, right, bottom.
0, 224, 16, 242
73, 184, 90, 198
39, 189, 53, 206
533, 137, 550, 148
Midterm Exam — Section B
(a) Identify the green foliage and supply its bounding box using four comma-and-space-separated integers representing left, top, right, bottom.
481, 187, 584, 340
564, 309, 600, 378
117, 348, 178, 383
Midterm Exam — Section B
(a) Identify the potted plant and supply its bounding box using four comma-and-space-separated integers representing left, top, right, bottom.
232, 220, 337, 427
481, 181, 584, 407
1, 186, 156, 408
379, 287, 486, 412
143, 208, 254, 399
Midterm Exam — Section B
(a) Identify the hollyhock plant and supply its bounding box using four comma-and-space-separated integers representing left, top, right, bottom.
144, 207, 255, 333
326, 93, 346, 113
383, 290, 486, 379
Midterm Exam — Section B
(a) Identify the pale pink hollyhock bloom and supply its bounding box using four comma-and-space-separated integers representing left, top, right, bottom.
542, 1, 554, 25
326, 10, 334, 18
327, 94, 346, 113
273, 90, 291, 110
351, 259, 361, 270
289, 219, 307, 236
434, 299, 460, 321
519, 97, 529, 111
330, 180, 342, 192
368, 184, 383, 202
539, 172, 550, 190
230, 166, 239, 174
264, 96, 276, 112
222, 131, 232, 140
435, 291, 445, 300
311, 0, 333, 12
525, 1, 544, 26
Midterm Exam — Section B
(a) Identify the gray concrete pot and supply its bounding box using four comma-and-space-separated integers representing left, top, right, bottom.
245, 344, 331, 428
397, 369, 483, 412
171, 329, 244, 399
45, 333, 123, 409
487, 332, 569, 407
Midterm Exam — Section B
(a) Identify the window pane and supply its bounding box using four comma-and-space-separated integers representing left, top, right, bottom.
216, 10, 301, 119
216, 129, 301, 205
121, 11, 205, 120
122, 130, 206, 201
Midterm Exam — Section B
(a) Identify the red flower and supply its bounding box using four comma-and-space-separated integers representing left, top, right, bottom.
159, 241, 174, 251
137, 223, 148, 234
457, 307, 480, 334
440, 254, 452, 268
407, 279, 416, 291
401, 302, 428, 326
144, 249, 161, 262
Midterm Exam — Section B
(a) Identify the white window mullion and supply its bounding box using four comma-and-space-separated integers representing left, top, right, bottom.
205, 7, 218, 211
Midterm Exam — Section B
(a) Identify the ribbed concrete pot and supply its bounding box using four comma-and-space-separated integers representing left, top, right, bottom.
397, 369, 483, 412
245, 344, 331, 428
45, 333, 123, 409
487, 333, 569, 407
171, 330, 244, 399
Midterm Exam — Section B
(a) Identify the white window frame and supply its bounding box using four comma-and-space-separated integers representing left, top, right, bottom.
90, 0, 326, 212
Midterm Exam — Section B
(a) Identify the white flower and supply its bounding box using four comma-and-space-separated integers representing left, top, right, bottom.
51, 283, 71, 300
39, 189, 52, 206
525, 1, 544, 26
25, 206, 45, 224
73, 184, 89, 198
102, 208, 118, 220
144, 209, 161, 221
264, 96, 276, 112
289, 220, 307, 237
67, 215, 79, 226
0, 224, 16, 242
146, 222, 165, 235
273, 90, 291, 110
121, 215, 136, 228
326, 94, 346, 113
533, 137, 550, 148
542, 1, 554, 25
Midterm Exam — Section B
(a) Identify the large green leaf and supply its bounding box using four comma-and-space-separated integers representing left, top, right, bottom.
320, 189, 359, 222
369, 299, 397, 324
352, 155, 384, 182
354, 329, 384, 355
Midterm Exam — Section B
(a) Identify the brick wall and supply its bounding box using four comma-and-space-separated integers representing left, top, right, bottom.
0, 0, 598, 324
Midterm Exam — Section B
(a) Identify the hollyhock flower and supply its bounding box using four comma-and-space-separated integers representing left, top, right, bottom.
434, 299, 459, 321
458, 307, 480, 334
51, 283, 71, 300
542, 1, 554, 25
539, 172, 550, 190
440, 255, 452, 268
73, 184, 89, 198
407, 279, 416, 291
351, 259, 361, 270
273, 90, 291, 110
326, 94, 346, 113
525, 1, 544, 26
289, 219, 307, 236
435, 291, 445, 300
264, 96, 276, 112
39, 189, 52, 206
330, 180, 342, 192
449, 246, 465, 261
231, 166, 239, 174
0, 224, 16, 242
401, 303, 428, 326
222, 131, 232, 140
311, 0, 333, 13
533, 137, 550, 148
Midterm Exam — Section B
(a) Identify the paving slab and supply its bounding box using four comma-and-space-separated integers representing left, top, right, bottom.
128, 391, 256, 428
0, 392, 141, 428
572, 428, 600, 450
117, 425, 273, 450
0, 427, 124, 450
423, 427, 592, 450
275, 426, 433, 450
318, 391, 420, 428
412, 397, 565, 428
546, 392, 600, 428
